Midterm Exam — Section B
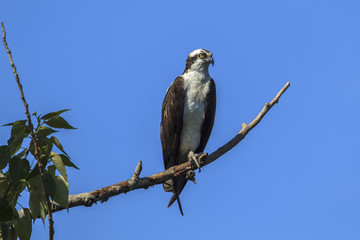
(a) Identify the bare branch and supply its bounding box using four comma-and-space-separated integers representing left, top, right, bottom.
1, 22, 55, 240
47, 82, 290, 214
131, 161, 143, 180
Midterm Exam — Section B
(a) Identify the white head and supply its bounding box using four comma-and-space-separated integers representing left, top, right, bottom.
183, 49, 214, 73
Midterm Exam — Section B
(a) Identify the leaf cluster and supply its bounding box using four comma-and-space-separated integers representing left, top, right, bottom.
0, 110, 77, 240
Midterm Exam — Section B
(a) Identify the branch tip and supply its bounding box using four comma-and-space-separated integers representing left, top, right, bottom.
132, 160, 143, 179
198, 153, 208, 162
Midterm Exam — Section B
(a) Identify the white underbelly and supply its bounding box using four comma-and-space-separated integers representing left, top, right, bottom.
179, 81, 210, 156
180, 102, 204, 155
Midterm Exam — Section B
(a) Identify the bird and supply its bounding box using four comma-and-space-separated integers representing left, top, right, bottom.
160, 49, 216, 215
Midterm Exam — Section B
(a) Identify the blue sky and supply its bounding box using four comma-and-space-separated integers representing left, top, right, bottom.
1, 0, 360, 239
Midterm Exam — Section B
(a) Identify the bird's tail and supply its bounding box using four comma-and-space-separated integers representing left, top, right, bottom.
168, 193, 184, 216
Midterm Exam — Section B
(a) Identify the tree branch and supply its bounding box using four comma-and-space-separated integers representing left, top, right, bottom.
43, 82, 290, 214
2, 22, 55, 240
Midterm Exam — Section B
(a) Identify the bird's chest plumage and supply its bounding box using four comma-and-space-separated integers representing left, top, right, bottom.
180, 72, 211, 156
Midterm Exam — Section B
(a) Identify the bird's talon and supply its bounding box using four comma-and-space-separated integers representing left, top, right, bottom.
188, 151, 203, 171
186, 170, 196, 184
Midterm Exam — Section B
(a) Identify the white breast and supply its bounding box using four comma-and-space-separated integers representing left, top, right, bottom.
179, 71, 211, 157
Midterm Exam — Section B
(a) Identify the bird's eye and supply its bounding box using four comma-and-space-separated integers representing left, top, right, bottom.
199, 53, 205, 59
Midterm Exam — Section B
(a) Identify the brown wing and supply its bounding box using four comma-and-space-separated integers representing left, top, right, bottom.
160, 76, 185, 169
195, 79, 216, 153
160, 76, 186, 215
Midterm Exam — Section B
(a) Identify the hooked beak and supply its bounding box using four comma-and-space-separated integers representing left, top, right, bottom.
207, 57, 214, 66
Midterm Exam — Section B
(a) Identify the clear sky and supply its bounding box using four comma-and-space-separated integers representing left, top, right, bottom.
1, 0, 360, 239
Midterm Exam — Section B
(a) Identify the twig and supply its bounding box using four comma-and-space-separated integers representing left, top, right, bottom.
131, 161, 143, 180
128, 161, 143, 187
24, 147, 31, 160
40, 82, 290, 214
2, 22, 55, 240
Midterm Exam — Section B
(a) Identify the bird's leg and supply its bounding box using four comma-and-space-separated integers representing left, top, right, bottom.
186, 170, 196, 184
188, 151, 202, 172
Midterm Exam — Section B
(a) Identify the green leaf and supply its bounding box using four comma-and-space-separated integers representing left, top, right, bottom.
6, 179, 26, 208
36, 127, 57, 138
10, 121, 28, 137
0, 146, 11, 169
45, 116, 76, 129
15, 208, 32, 240
2, 120, 26, 127
9, 157, 30, 183
59, 154, 79, 170
45, 172, 56, 200
28, 174, 44, 194
41, 109, 71, 120
7, 137, 23, 156
27, 165, 39, 180
8, 135, 25, 157
36, 137, 53, 158
6, 121, 29, 157
29, 190, 47, 222
28, 175, 47, 222
50, 152, 67, 181
50, 136, 68, 156
53, 175, 69, 208
48, 165, 56, 176
0, 199, 14, 222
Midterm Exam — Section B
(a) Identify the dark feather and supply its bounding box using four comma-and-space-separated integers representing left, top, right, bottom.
167, 193, 184, 216
160, 76, 185, 169
160, 76, 185, 214
195, 79, 216, 153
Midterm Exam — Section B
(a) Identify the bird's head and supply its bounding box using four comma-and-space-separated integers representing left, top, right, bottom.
184, 49, 214, 73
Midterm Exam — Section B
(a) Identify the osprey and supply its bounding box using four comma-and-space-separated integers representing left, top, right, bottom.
160, 49, 216, 215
